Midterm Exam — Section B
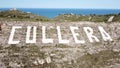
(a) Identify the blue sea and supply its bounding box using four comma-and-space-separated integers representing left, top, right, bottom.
0, 8, 120, 18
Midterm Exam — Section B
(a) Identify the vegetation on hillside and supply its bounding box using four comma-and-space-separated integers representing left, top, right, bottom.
54, 13, 120, 22
0, 9, 120, 22
0, 9, 50, 21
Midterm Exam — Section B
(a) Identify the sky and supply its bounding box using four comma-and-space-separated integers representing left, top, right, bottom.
0, 0, 120, 9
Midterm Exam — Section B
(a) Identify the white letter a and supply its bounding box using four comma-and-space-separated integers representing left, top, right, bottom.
98, 26, 112, 41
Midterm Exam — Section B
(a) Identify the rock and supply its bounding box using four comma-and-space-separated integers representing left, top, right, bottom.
50, 54, 56, 56
107, 16, 114, 23
33, 61, 38, 65
9, 62, 20, 68
37, 58, 45, 64
45, 57, 51, 63
113, 49, 120, 52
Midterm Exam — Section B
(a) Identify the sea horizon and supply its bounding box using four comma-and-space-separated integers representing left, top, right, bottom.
0, 8, 120, 18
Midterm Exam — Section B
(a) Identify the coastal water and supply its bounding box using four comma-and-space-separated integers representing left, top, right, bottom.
0, 8, 120, 18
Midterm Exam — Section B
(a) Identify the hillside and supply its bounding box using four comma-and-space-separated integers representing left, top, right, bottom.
0, 9, 50, 21
0, 21, 120, 68
0, 9, 120, 22
0, 9, 120, 68
53, 13, 120, 22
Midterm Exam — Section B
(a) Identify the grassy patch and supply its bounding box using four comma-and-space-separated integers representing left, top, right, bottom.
76, 50, 120, 68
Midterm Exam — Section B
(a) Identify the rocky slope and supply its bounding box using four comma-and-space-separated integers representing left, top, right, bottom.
0, 21, 120, 68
